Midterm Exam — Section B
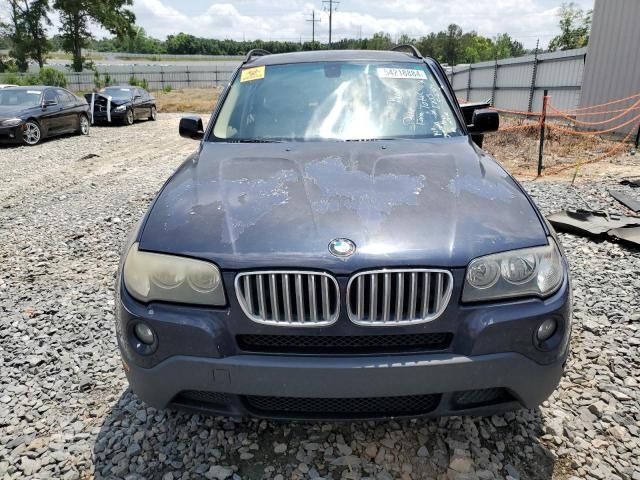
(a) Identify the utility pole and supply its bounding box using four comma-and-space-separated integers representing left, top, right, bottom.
323, 0, 339, 48
307, 10, 320, 48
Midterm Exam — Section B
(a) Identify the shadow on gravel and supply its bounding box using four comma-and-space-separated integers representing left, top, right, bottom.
92, 389, 557, 480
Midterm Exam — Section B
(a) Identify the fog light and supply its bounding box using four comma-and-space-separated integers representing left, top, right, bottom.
134, 323, 155, 345
536, 319, 557, 342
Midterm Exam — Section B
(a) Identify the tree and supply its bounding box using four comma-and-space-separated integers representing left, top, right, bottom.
548, 2, 591, 51
19, 0, 52, 68
6, 1, 29, 71
443, 24, 463, 65
53, 0, 135, 71
4, 1, 51, 70
494, 33, 525, 59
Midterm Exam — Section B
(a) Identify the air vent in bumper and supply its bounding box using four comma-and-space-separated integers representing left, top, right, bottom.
244, 394, 441, 417
236, 333, 453, 354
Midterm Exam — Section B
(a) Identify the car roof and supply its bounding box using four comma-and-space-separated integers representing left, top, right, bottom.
103, 85, 140, 90
5, 85, 49, 90
245, 49, 427, 67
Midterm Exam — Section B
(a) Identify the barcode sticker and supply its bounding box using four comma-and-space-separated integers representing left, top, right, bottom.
377, 68, 427, 80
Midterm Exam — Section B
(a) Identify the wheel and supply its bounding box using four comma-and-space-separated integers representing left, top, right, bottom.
124, 108, 134, 126
149, 106, 157, 121
77, 114, 90, 135
22, 120, 42, 145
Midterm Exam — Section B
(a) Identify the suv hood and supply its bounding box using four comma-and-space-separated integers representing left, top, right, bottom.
139, 138, 547, 272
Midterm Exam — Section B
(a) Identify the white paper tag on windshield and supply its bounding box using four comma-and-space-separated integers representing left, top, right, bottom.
377, 68, 427, 80
27, 90, 42, 95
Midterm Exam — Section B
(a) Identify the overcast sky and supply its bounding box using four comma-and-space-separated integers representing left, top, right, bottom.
129, 0, 594, 48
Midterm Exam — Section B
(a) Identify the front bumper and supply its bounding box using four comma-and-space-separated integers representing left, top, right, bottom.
0, 124, 22, 143
122, 350, 566, 419
116, 269, 571, 419
91, 110, 127, 123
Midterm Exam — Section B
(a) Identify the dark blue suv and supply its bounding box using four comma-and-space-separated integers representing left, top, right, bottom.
115, 47, 571, 420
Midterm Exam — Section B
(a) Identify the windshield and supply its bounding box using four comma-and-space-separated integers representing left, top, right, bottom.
101, 87, 133, 100
212, 62, 462, 142
0, 89, 42, 108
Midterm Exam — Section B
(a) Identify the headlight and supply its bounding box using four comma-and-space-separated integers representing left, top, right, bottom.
123, 243, 225, 305
463, 239, 564, 302
1, 118, 22, 126
114, 105, 127, 112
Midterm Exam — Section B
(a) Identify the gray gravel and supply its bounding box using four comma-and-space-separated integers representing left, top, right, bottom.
1, 115, 639, 480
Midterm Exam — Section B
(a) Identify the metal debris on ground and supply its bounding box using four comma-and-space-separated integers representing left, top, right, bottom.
609, 190, 640, 212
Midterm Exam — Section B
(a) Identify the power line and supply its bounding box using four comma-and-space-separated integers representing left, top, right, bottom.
306, 10, 320, 46
322, 0, 339, 48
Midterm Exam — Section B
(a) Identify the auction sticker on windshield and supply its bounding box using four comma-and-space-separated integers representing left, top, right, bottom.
377, 68, 427, 80
240, 66, 266, 83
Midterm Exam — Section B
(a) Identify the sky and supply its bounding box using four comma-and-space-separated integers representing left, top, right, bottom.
128, 0, 595, 48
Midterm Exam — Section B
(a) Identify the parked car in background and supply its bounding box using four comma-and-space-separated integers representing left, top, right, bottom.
0, 84, 18, 89
116, 48, 571, 420
0, 86, 90, 146
86, 86, 157, 126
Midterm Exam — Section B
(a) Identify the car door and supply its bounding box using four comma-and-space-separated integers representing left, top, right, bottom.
55, 88, 78, 132
40, 88, 64, 135
132, 88, 145, 120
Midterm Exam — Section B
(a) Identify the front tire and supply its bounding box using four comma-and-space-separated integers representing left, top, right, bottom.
22, 120, 42, 146
77, 114, 90, 136
124, 108, 134, 126
149, 106, 157, 121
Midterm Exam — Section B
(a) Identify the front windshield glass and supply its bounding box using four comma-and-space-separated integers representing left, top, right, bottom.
101, 87, 133, 100
0, 89, 42, 108
212, 62, 462, 142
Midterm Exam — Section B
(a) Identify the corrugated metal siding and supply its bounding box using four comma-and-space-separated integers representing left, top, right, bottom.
450, 48, 587, 111
580, 0, 640, 134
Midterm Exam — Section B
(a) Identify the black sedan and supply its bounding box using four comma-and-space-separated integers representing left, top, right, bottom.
0, 86, 90, 145
86, 86, 157, 126
116, 48, 571, 420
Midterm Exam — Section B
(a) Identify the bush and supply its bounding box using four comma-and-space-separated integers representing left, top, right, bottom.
163, 85, 172, 93
38, 67, 67, 87
129, 76, 149, 90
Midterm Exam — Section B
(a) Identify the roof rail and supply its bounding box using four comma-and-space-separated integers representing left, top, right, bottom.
391, 44, 423, 59
244, 49, 271, 64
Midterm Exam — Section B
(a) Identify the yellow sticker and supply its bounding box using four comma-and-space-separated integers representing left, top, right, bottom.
240, 66, 266, 83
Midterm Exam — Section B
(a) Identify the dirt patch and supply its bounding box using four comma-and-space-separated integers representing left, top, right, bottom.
483, 116, 640, 182
154, 87, 221, 114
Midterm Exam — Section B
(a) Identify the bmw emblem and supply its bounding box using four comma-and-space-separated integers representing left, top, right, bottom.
329, 238, 356, 258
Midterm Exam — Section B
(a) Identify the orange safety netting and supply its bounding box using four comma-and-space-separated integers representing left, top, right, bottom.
562, 92, 640, 113
545, 110, 640, 136
548, 99, 640, 126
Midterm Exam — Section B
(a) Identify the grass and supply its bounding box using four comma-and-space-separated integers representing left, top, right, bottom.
47, 51, 106, 61
116, 55, 242, 62
153, 87, 220, 113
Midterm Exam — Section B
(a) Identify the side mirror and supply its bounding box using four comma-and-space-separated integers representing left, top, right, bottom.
468, 109, 499, 134
134, 95, 142, 100
179, 116, 204, 140
43, 99, 57, 107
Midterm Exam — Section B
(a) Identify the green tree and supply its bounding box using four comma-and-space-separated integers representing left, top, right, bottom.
19, 0, 52, 68
548, 2, 591, 51
494, 33, 525, 59
53, 0, 135, 71
4, 1, 51, 70
6, 1, 29, 71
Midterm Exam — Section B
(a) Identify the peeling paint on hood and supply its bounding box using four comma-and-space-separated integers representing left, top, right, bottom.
139, 138, 547, 272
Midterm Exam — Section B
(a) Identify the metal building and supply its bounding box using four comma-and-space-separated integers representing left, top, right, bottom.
579, 0, 640, 134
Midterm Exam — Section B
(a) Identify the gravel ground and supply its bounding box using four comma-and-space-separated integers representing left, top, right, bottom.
0, 114, 639, 480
